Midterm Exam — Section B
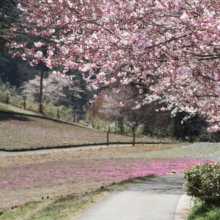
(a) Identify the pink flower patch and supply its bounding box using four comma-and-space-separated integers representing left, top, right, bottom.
0, 157, 215, 193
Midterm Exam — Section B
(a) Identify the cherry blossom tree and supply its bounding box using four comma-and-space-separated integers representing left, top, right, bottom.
7, 0, 220, 131
21, 73, 83, 105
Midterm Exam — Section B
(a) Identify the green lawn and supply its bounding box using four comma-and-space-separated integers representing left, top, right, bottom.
187, 200, 220, 220
0, 103, 38, 115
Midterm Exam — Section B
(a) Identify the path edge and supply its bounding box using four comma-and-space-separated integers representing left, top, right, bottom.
174, 193, 194, 220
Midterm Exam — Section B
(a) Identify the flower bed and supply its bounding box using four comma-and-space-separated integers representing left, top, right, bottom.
0, 157, 214, 193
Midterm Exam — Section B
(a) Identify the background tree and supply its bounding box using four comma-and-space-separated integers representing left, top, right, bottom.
21, 73, 84, 106
97, 85, 170, 137
0, 53, 39, 87
0, 0, 17, 52
0, 0, 41, 88
96, 85, 140, 134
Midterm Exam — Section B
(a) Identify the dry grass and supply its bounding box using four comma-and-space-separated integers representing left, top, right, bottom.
0, 111, 204, 220
3, 142, 214, 214
0, 144, 186, 167
0, 177, 147, 220
0, 113, 160, 150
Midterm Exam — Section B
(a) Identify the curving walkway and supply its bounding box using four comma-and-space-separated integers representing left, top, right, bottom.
75, 174, 191, 220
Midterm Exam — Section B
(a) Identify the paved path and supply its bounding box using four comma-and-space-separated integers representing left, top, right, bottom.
76, 174, 187, 220
0, 145, 131, 157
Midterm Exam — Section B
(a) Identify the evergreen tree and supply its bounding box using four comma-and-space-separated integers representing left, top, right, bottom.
0, 0, 17, 52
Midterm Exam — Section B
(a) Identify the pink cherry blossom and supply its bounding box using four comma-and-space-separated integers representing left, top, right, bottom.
34, 51, 43, 58
180, 11, 189, 22
34, 42, 43, 47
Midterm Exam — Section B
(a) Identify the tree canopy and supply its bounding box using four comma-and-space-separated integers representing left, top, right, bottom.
6, 0, 220, 131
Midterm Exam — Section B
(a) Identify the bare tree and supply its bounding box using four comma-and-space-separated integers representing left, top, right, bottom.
97, 85, 143, 135
97, 84, 172, 139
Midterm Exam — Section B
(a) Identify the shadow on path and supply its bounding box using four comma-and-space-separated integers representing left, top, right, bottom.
114, 174, 184, 195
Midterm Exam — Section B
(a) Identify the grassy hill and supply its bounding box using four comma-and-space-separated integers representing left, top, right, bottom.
0, 111, 160, 150
0, 103, 39, 115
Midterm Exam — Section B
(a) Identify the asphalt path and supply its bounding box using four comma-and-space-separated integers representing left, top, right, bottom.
75, 174, 186, 220
0, 145, 131, 157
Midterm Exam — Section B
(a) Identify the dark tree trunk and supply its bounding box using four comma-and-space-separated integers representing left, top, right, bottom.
39, 62, 44, 114
132, 127, 135, 146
